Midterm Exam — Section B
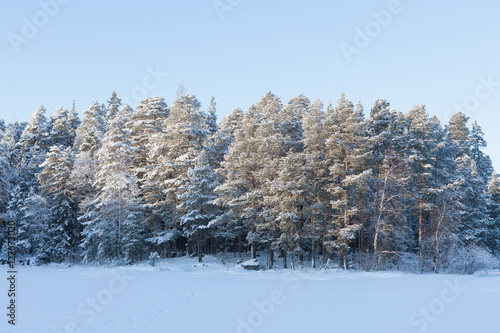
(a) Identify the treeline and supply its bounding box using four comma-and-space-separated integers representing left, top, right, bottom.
0, 91, 499, 273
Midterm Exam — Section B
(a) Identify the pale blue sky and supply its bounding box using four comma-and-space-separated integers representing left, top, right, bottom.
1, 0, 499, 167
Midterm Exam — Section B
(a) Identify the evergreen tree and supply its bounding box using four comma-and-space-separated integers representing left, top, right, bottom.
404, 105, 435, 262
469, 121, 494, 186
127, 96, 169, 181
219, 107, 244, 139
19, 105, 49, 151
18, 106, 49, 192
38, 146, 78, 262
107, 91, 122, 121
204, 97, 232, 171
301, 99, 330, 267
0, 135, 15, 217
49, 107, 73, 147
126, 97, 169, 240
215, 105, 263, 259
16, 189, 51, 261
67, 101, 80, 148
81, 109, 143, 263
326, 94, 371, 269
145, 95, 208, 250
487, 172, 500, 256
74, 101, 106, 157
270, 152, 308, 269
2, 186, 23, 254
447, 112, 470, 157
3, 121, 26, 168
178, 150, 219, 262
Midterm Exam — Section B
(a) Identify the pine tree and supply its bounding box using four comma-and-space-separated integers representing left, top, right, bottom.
487, 172, 500, 256
0, 135, 15, 217
253, 92, 287, 266
219, 108, 244, 139
447, 112, 470, 157
367, 99, 392, 254
326, 94, 371, 269
457, 157, 492, 247
81, 109, 143, 263
178, 150, 219, 262
67, 101, 80, 148
206, 96, 218, 136
16, 189, 51, 261
146, 95, 208, 250
49, 107, 73, 148
301, 99, 330, 267
107, 91, 122, 121
281, 94, 309, 153
126, 97, 169, 242
3, 122, 26, 168
445, 115, 492, 253
72, 102, 107, 221
270, 152, 308, 269
2, 186, 23, 255
421, 116, 461, 271
0, 119, 5, 136
19, 105, 49, 151
204, 97, 232, 171
215, 105, 263, 259
404, 105, 435, 263
18, 106, 49, 192
469, 121, 494, 186
365, 101, 414, 268
127, 97, 169, 181
74, 101, 106, 157
38, 146, 78, 262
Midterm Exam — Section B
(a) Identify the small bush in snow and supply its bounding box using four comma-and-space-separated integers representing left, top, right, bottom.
149, 251, 160, 267
442, 245, 498, 274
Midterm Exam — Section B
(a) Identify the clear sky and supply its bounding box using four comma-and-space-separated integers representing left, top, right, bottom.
1, 0, 499, 168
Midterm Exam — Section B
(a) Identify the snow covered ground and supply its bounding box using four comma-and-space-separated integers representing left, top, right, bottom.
2, 255, 499, 333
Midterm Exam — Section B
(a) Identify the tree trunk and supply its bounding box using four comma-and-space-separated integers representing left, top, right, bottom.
312, 240, 316, 269
238, 234, 242, 258
283, 250, 287, 269
322, 210, 328, 266
267, 240, 274, 269
252, 240, 257, 259
270, 247, 274, 268
419, 197, 423, 262
197, 230, 202, 263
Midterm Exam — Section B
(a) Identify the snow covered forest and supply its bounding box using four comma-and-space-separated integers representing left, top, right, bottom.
1, 91, 499, 273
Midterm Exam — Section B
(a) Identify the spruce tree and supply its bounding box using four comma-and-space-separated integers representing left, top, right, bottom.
38, 146, 77, 262
74, 101, 106, 157
49, 107, 72, 147
178, 150, 219, 262
107, 91, 122, 121
81, 109, 143, 263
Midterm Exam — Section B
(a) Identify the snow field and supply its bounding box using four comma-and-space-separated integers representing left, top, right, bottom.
1, 255, 499, 333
